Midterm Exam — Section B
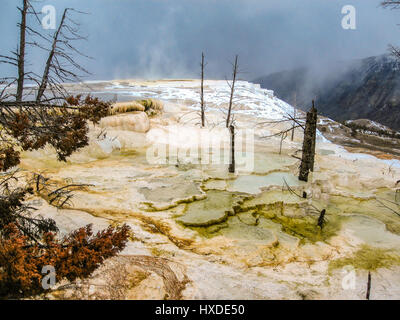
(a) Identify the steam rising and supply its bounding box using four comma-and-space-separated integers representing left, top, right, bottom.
0, 0, 399, 81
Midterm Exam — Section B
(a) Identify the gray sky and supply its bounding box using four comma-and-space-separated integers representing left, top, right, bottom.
1, 0, 400, 80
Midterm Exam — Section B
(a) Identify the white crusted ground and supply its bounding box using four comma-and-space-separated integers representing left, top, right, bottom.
19, 80, 400, 300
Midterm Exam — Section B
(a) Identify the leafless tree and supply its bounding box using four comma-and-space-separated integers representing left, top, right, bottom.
225, 55, 239, 173
258, 101, 318, 182
366, 271, 372, 300
0, 2, 105, 164
31, 173, 93, 209
226, 55, 238, 129
35, 8, 90, 102
175, 52, 208, 128
257, 107, 306, 155
299, 101, 317, 182
200, 52, 206, 127
16, 0, 28, 101
1, 2, 90, 104
0, 0, 40, 101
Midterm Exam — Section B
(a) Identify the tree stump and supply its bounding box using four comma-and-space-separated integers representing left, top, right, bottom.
299, 101, 317, 182
229, 125, 235, 173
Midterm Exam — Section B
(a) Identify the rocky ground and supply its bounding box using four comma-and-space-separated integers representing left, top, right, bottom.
318, 117, 400, 159
17, 80, 400, 300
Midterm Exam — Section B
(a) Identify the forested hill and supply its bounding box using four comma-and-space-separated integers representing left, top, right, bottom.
253, 54, 400, 131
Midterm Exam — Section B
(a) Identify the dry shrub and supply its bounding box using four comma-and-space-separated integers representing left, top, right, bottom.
108, 99, 163, 117
108, 101, 145, 115
138, 99, 163, 117
0, 223, 130, 298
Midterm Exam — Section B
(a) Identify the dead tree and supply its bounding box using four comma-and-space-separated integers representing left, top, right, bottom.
309, 105, 317, 172
257, 100, 318, 181
16, 0, 28, 101
226, 55, 239, 173
31, 173, 93, 209
35, 9, 90, 102
257, 107, 306, 152
0, 0, 38, 101
317, 209, 326, 229
36, 9, 68, 102
0, 2, 87, 103
366, 271, 371, 300
299, 101, 318, 182
229, 125, 235, 173
226, 55, 238, 128
200, 52, 206, 127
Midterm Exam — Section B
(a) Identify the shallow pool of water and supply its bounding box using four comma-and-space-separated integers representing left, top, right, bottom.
228, 172, 305, 194
176, 190, 237, 227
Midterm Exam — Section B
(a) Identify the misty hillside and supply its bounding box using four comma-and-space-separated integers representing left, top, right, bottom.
253, 54, 400, 131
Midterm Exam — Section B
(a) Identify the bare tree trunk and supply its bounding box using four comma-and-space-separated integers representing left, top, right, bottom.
229, 125, 235, 173
16, 0, 28, 102
200, 52, 205, 127
299, 101, 317, 182
317, 209, 326, 229
226, 55, 238, 128
291, 92, 297, 141
366, 271, 371, 300
36, 9, 68, 102
309, 101, 317, 172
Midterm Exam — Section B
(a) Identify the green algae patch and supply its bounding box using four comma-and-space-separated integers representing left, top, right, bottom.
151, 247, 172, 257
268, 214, 341, 244
328, 245, 400, 272
185, 212, 278, 245
249, 202, 344, 244
119, 149, 140, 157
180, 188, 342, 244
234, 192, 341, 244
241, 190, 304, 209
317, 191, 400, 236
176, 190, 237, 227
189, 222, 229, 239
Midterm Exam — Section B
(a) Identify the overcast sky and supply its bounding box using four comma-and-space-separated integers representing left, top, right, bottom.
1, 0, 400, 81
